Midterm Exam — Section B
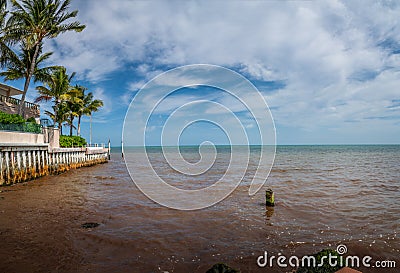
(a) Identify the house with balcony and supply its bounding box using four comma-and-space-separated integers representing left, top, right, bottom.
0, 83, 40, 119
0, 82, 62, 148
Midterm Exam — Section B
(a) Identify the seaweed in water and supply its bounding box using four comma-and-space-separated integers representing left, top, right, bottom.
81, 222, 100, 229
206, 263, 240, 273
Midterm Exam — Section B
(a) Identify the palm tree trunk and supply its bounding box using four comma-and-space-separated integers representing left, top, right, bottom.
77, 115, 81, 136
18, 43, 40, 118
89, 113, 92, 145
69, 115, 74, 136
18, 91, 28, 118
54, 102, 59, 129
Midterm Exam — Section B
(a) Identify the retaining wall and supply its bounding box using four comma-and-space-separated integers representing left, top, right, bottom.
0, 144, 108, 186
0, 131, 45, 144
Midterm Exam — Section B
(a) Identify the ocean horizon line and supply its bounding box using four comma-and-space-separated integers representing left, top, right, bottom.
111, 143, 400, 149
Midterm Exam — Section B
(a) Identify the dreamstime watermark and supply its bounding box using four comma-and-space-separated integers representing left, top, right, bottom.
257, 244, 397, 269
122, 64, 276, 210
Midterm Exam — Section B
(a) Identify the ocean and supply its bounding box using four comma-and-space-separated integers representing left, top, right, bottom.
0, 145, 399, 272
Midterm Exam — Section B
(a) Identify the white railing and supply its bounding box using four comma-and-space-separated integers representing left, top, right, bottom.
86, 143, 105, 148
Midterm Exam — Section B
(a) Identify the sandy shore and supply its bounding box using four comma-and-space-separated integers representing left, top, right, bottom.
0, 162, 252, 273
0, 170, 91, 272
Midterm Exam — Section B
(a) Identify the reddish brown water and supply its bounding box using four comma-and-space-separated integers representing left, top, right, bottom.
0, 146, 399, 272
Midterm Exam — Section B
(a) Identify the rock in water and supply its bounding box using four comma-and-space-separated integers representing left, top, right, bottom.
206, 263, 240, 273
81, 222, 100, 229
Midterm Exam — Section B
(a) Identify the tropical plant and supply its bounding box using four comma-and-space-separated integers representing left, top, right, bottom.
0, 111, 25, 124
26, 116, 35, 123
43, 104, 68, 134
35, 66, 75, 130
63, 86, 82, 136
0, 0, 9, 70
0, 41, 56, 92
0, 0, 7, 31
73, 85, 87, 136
36, 67, 103, 138
0, 111, 41, 133
59, 135, 86, 148
2, 0, 85, 117
85, 92, 103, 144
75, 86, 103, 137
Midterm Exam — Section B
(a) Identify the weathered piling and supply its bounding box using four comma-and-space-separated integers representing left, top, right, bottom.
0, 144, 109, 186
265, 189, 275, 207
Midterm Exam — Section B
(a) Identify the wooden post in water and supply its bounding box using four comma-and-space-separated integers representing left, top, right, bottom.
108, 139, 111, 160
265, 189, 275, 207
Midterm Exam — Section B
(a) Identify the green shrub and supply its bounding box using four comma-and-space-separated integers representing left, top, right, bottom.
0, 111, 41, 133
26, 117, 36, 123
59, 135, 87, 147
0, 111, 25, 124
0, 122, 41, 133
24, 122, 42, 133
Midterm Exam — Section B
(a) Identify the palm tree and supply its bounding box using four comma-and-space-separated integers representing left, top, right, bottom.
44, 103, 68, 134
63, 87, 82, 136
0, 0, 9, 65
3, 0, 85, 117
73, 86, 103, 138
35, 66, 75, 129
73, 85, 87, 136
58, 84, 104, 139
85, 94, 103, 145
0, 0, 6, 31
0, 42, 55, 93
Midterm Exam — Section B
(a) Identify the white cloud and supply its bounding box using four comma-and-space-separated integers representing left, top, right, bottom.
40, 0, 400, 143
92, 87, 111, 114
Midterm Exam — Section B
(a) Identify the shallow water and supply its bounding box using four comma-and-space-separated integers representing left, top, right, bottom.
0, 145, 399, 272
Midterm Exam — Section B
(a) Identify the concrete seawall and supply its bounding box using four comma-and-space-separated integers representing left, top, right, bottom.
0, 144, 109, 186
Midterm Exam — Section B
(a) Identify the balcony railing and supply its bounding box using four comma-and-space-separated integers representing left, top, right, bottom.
0, 94, 40, 110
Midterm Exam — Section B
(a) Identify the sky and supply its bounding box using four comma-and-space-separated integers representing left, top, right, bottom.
5, 0, 400, 145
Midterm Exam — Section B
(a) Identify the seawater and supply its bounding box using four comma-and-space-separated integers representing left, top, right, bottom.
1, 145, 398, 272
113, 145, 399, 271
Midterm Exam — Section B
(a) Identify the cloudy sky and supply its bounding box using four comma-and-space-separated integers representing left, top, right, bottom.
19, 0, 400, 145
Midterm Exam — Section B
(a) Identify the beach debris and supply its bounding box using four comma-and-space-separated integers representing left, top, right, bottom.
206, 263, 240, 273
265, 189, 275, 207
81, 222, 100, 229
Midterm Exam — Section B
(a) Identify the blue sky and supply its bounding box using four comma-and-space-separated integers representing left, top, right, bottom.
5, 0, 400, 145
